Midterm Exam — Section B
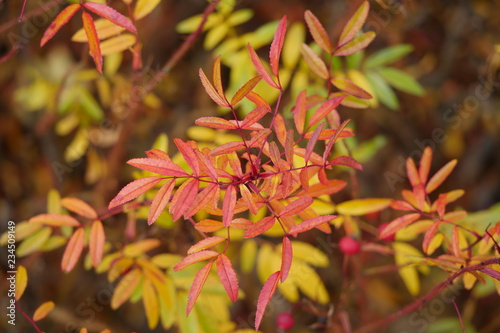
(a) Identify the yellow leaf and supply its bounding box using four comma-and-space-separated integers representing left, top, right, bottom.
0, 221, 41, 246
289, 241, 329, 267
123, 239, 160, 257
111, 268, 142, 309
347, 69, 378, 107
463, 272, 477, 290
393, 242, 422, 295
142, 277, 160, 329
100, 34, 137, 55
336, 198, 392, 216
107, 257, 134, 282
283, 22, 305, 69
426, 233, 443, 255
65, 128, 88, 163
158, 275, 176, 329
150, 254, 183, 269
47, 189, 61, 214
72, 18, 126, 42
15, 266, 28, 301
285, 259, 329, 304
134, 0, 161, 20
240, 239, 257, 273
17, 228, 52, 257
33, 301, 55, 321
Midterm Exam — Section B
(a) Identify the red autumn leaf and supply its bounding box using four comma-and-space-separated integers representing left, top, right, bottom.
216, 254, 239, 302
338, 0, 370, 46
280, 197, 314, 217
309, 95, 344, 128
304, 122, 325, 165
269, 16, 287, 76
209, 141, 246, 156
174, 139, 200, 176
330, 77, 372, 99
231, 75, 262, 106
199, 68, 230, 107
195, 150, 219, 180
241, 105, 269, 129
109, 176, 162, 209
61, 197, 98, 219
212, 56, 224, 97
148, 179, 176, 225
247, 128, 272, 148
247, 43, 279, 89
300, 43, 329, 79
281, 237, 292, 282
378, 213, 421, 239
223, 185, 237, 227
185, 183, 219, 218
293, 90, 307, 134
127, 158, 187, 177
240, 184, 259, 215
230, 218, 254, 229
188, 236, 226, 254
329, 156, 363, 170
145, 148, 170, 160
244, 216, 276, 238
29, 213, 80, 227
425, 159, 457, 194
170, 178, 199, 220
89, 220, 105, 267
334, 31, 375, 56
419, 146, 433, 184
61, 228, 85, 272
304, 10, 332, 53
83, 2, 137, 34
195, 116, 237, 130
173, 250, 219, 272
227, 152, 243, 177
255, 271, 281, 330
297, 179, 347, 197
40, 4, 80, 47
186, 260, 213, 316
288, 215, 336, 235
82, 11, 103, 74
322, 119, 349, 160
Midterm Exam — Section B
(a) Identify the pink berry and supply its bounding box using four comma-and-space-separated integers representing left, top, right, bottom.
276, 312, 294, 330
339, 236, 361, 255
378, 223, 395, 242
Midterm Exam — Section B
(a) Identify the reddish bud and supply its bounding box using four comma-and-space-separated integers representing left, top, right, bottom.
339, 236, 361, 255
378, 223, 395, 242
277, 312, 295, 330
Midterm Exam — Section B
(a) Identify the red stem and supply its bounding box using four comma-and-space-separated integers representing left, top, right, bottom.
15, 302, 43, 333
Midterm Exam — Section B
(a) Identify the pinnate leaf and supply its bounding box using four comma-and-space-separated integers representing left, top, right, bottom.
61, 197, 97, 219
304, 10, 331, 53
186, 261, 213, 316
109, 176, 162, 209
33, 301, 55, 322
61, 228, 85, 272
173, 250, 219, 271
379, 213, 421, 239
338, 0, 369, 46
89, 220, 105, 267
281, 237, 292, 282
425, 160, 457, 194
255, 271, 281, 329
82, 11, 103, 74
83, 2, 137, 34
216, 254, 239, 301
40, 4, 80, 47
288, 215, 336, 235
29, 213, 80, 227
269, 16, 287, 76
335, 32, 375, 56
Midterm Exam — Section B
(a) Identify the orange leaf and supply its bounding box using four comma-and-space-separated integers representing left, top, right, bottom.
127, 158, 187, 176
61, 228, 85, 272
422, 222, 441, 254
246, 91, 271, 109
309, 95, 344, 128
174, 138, 200, 176
33, 301, 55, 322
255, 271, 281, 330
40, 4, 80, 47
230, 218, 253, 229
247, 128, 272, 148
216, 254, 239, 302
185, 183, 218, 218
323, 119, 349, 160
61, 197, 98, 219
209, 141, 246, 156
288, 215, 336, 235
304, 122, 325, 165
334, 31, 375, 56
293, 90, 307, 134
83, 2, 137, 34
301, 43, 329, 79
82, 11, 103, 74
148, 179, 175, 225
228, 152, 243, 177
280, 197, 314, 217
390, 200, 415, 211
109, 176, 162, 209
195, 219, 224, 233
145, 148, 170, 160
241, 105, 269, 129
195, 149, 219, 180
199, 68, 230, 107
304, 10, 332, 53
111, 268, 142, 309
212, 56, 224, 97
173, 250, 219, 271
240, 184, 259, 215
338, 0, 369, 46
231, 75, 262, 106
378, 213, 421, 239
329, 156, 363, 170
419, 146, 433, 184
186, 261, 213, 316
269, 16, 287, 76
29, 213, 80, 227
188, 236, 226, 254
89, 220, 105, 267
247, 43, 279, 89
223, 185, 237, 227
195, 116, 237, 129
330, 77, 372, 99
425, 159, 457, 194
169, 178, 199, 220
406, 157, 421, 188
244, 216, 276, 238
297, 179, 346, 197
281, 237, 292, 282
284, 129, 294, 164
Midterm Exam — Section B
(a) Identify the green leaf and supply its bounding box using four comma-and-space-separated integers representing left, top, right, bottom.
364, 44, 413, 68
365, 71, 399, 110
17, 227, 52, 257
346, 49, 364, 69
377, 67, 425, 96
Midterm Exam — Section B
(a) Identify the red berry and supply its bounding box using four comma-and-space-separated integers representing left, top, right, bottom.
378, 223, 395, 242
339, 236, 361, 255
276, 312, 294, 330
